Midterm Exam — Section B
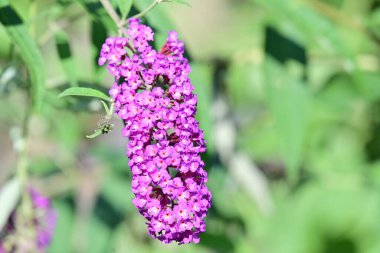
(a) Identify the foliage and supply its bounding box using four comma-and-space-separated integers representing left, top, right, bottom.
1, 0, 380, 252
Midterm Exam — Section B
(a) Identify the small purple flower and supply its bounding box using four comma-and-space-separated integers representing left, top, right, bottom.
0, 187, 56, 251
29, 187, 57, 250
99, 19, 212, 244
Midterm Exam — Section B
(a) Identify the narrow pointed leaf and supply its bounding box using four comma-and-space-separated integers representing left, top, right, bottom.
116, 0, 133, 19
0, 1, 45, 112
58, 87, 112, 102
100, 100, 111, 115
86, 129, 103, 138
0, 178, 21, 231
266, 60, 310, 182
170, 0, 191, 7
134, 0, 174, 31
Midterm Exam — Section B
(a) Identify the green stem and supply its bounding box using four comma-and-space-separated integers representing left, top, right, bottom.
102, 0, 165, 34
100, 0, 121, 28
119, 0, 166, 29
105, 102, 115, 120
132, 0, 164, 19
17, 102, 31, 198
15, 96, 35, 251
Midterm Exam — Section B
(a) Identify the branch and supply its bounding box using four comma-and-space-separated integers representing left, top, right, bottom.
133, 0, 162, 19
100, 0, 121, 26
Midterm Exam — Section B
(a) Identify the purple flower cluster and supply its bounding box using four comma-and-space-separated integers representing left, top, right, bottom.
29, 188, 57, 250
0, 187, 56, 252
99, 19, 212, 244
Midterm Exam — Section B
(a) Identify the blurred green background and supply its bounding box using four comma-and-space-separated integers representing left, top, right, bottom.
1, 0, 380, 252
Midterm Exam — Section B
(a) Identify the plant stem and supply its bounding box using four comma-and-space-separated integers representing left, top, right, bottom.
100, 0, 121, 27
16, 94, 32, 194
106, 102, 115, 120
132, 0, 164, 19
15, 96, 35, 252
39, 12, 85, 46
102, 0, 165, 34
17, 111, 30, 186
302, 0, 364, 32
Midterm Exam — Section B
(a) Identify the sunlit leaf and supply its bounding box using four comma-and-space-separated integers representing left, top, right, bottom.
49, 202, 75, 253
58, 87, 112, 102
100, 100, 111, 115
116, 0, 133, 19
133, 0, 174, 31
252, 0, 353, 58
263, 186, 380, 253
101, 171, 133, 213
266, 59, 310, 182
170, 0, 191, 7
0, 1, 45, 111
0, 178, 21, 231
85, 216, 112, 253
190, 63, 214, 154
86, 129, 103, 139
355, 71, 380, 102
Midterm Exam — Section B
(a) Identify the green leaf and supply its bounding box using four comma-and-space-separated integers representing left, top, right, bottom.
55, 31, 78, 87
85, 216, 112, 253
45, 103, 82, 152
252, 0, 353, 58
0, 178, 21, 231
76, 0, 117, 32
266, 59, 310, 182
86, 128, 103, 138
100, 100, 111, 115
264, 186, 380, 253
355, 71, 380, 102
90, 19, 108, 83
58, 87, 112, 102
368, 9, 380, 39
49, 201, 75, 253
170, 0, 191, 7
101, 171, 133, 213
0, 1, 45, 112
134, 0, 174, 31
189, 63, 214, 154
116, 0, 133, 19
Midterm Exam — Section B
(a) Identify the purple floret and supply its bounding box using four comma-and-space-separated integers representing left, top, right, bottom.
99, 19, 212, 244
0, 187, 56, 251
29, 187, 57, 250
